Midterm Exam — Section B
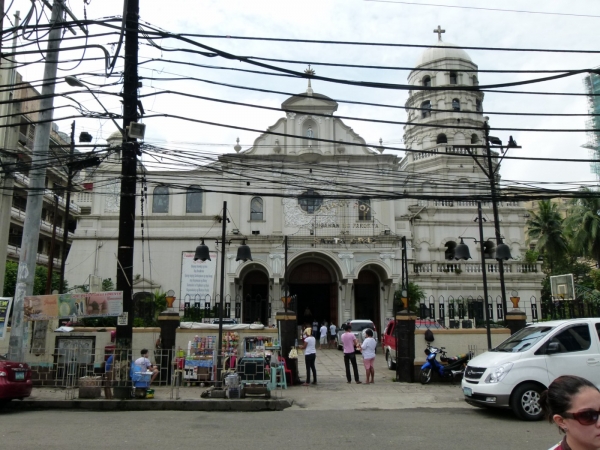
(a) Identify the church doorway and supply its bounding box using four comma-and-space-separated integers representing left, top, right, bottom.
354, 270, 381, 333
242, 270, 269, 325
289, 262, 337, 329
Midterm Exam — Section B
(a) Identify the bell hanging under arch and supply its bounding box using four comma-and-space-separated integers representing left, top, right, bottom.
194, 239, 210, 261
236, 241, 252, 262
454, 238, 472, 260
495, 241, 512, 261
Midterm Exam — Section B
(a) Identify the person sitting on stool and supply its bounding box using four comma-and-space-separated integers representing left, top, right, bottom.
134, 349, 159, 383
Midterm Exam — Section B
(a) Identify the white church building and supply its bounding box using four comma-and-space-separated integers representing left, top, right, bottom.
67, 36, 543, 332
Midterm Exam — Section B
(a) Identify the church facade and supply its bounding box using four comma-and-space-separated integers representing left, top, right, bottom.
67, 37, 543, 331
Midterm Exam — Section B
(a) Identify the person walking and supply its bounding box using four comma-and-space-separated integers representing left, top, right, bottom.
341, 324, 361, 384
542, 375, 600, 450
360, 329, 377, 384
301, 328, 317, 386
329, 323, 337, 349
319, 323, 328, 349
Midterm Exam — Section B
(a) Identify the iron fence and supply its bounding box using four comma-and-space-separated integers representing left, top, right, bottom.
179, 294, 277, 325
415, 295, 600, 329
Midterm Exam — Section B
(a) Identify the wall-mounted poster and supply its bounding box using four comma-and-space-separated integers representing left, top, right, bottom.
0, 297, 12, 340
180, 251, 217, 308
23, 291, 123, 321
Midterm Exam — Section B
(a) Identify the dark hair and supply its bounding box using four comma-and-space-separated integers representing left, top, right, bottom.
141, 349, 148, 356
365, 329, 374, 337
541, 375, 599, 424
344, 324, 352, 331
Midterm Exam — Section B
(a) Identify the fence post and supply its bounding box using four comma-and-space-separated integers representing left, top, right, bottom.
506, 310, 527, 335
395, 310, 416, 382
276, 310, 301, 384
159, 311, 180, 384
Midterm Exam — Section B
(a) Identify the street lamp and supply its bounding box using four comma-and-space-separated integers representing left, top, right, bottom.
65, 76, 124, 135
454, 118, 521, 319
193, 200, 252, 388
453, 201, 495, 350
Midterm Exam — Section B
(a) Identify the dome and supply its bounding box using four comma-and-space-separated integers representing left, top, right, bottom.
416, 41, 472, 67
106, 130, 123, 147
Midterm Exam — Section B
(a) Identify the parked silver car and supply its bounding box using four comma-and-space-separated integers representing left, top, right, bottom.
337, 320, 378, 352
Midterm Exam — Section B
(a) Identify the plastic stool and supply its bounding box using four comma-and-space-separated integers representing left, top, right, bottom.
270, 365, 287, 390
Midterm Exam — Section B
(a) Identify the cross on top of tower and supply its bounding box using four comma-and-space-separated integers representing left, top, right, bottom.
434, 25, 445, 41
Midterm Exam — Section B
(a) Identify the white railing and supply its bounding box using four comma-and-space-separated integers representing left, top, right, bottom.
412, 261, 541, 274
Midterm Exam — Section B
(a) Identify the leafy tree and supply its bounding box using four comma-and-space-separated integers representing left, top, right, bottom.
394, 282, 426, 312
566, 190, 600, 267
526, 200, 568, 272
3, 261, 65, 297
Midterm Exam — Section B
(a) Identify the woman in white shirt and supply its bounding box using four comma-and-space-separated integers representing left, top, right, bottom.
301, 328, 317, 386
360, 329, 377, 384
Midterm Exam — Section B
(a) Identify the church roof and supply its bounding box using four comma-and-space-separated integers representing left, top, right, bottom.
416, 40, 472, 67
281, 91, 338, 112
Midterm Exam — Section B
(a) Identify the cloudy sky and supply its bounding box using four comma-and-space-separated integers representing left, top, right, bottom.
5, 0, 600, 192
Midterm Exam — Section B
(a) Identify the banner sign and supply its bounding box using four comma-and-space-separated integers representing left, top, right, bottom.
180, 251, 217, 306
0, 297, 12, 340
23, 291, 123, 321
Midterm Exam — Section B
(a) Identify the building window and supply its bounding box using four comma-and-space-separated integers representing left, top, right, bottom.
152, 186, 169, 213
358, 198, 371, 221
452, 98, 460, 111
445, 241, 456, 260
472, 76, 478, 86
471, 134, 479, 144
250, 197, 263, 221
422, 76, 431, 87
421, 101, 432, 118
449, 71, 458, 84
298, 189, 322, 214
476, 99, 483, 112
186, 185, 203, 213
436, 133, 448, 144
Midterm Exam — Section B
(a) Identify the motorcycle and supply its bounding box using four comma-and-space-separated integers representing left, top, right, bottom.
419, 344, 472, 385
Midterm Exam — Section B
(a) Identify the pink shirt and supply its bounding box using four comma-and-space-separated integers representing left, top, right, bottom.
341, 332, 356, 354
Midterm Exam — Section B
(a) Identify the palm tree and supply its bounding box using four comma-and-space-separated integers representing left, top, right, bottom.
526, 200, 568, 272
565, 189, 600, 267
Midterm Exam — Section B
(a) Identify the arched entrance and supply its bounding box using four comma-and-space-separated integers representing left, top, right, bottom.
354, 270, 381, 332
242, 270, 269, 325
289, 262, 337, 328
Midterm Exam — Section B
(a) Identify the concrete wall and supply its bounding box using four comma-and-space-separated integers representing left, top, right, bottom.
414, 328, 510, 363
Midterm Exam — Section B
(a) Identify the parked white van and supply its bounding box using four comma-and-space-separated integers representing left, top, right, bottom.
461, 318, 600, 421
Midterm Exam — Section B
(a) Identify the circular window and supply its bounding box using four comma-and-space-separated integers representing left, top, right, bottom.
298, 189, 323, 214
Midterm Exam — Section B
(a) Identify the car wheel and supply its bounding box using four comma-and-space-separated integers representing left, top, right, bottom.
511, 383, 544, 421
386, 351, 396, 370
419, 368, 432, 384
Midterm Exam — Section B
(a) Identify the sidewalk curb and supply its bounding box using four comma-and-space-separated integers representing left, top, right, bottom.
0, 399, 293, 412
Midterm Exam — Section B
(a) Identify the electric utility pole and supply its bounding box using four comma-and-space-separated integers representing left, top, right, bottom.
115, 0, 140, 350
8, 0, 77, 361
0, 10, 20, 296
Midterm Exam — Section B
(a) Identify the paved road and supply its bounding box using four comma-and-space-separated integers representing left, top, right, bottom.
0, 409, 559, 450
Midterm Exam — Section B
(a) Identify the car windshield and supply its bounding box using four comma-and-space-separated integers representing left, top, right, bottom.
351, 322, 374, 332
493, 326, 554, 352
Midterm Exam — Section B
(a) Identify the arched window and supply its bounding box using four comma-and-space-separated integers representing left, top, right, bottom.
452, 98, 460, 111
152, 186, 169, 213
422, 76, 431, 87
298, 189, 322, 214
186, 185, 203, 213
449, 71, 458, 84
471, 134, 479, 144
250, 197, 263, 221
472, 76, 478, 86
358, 198, 371, 221
445, 241, 457, 260
421, 100, 432, 118
436, 133, 448, 144
476, 99, 483, 112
